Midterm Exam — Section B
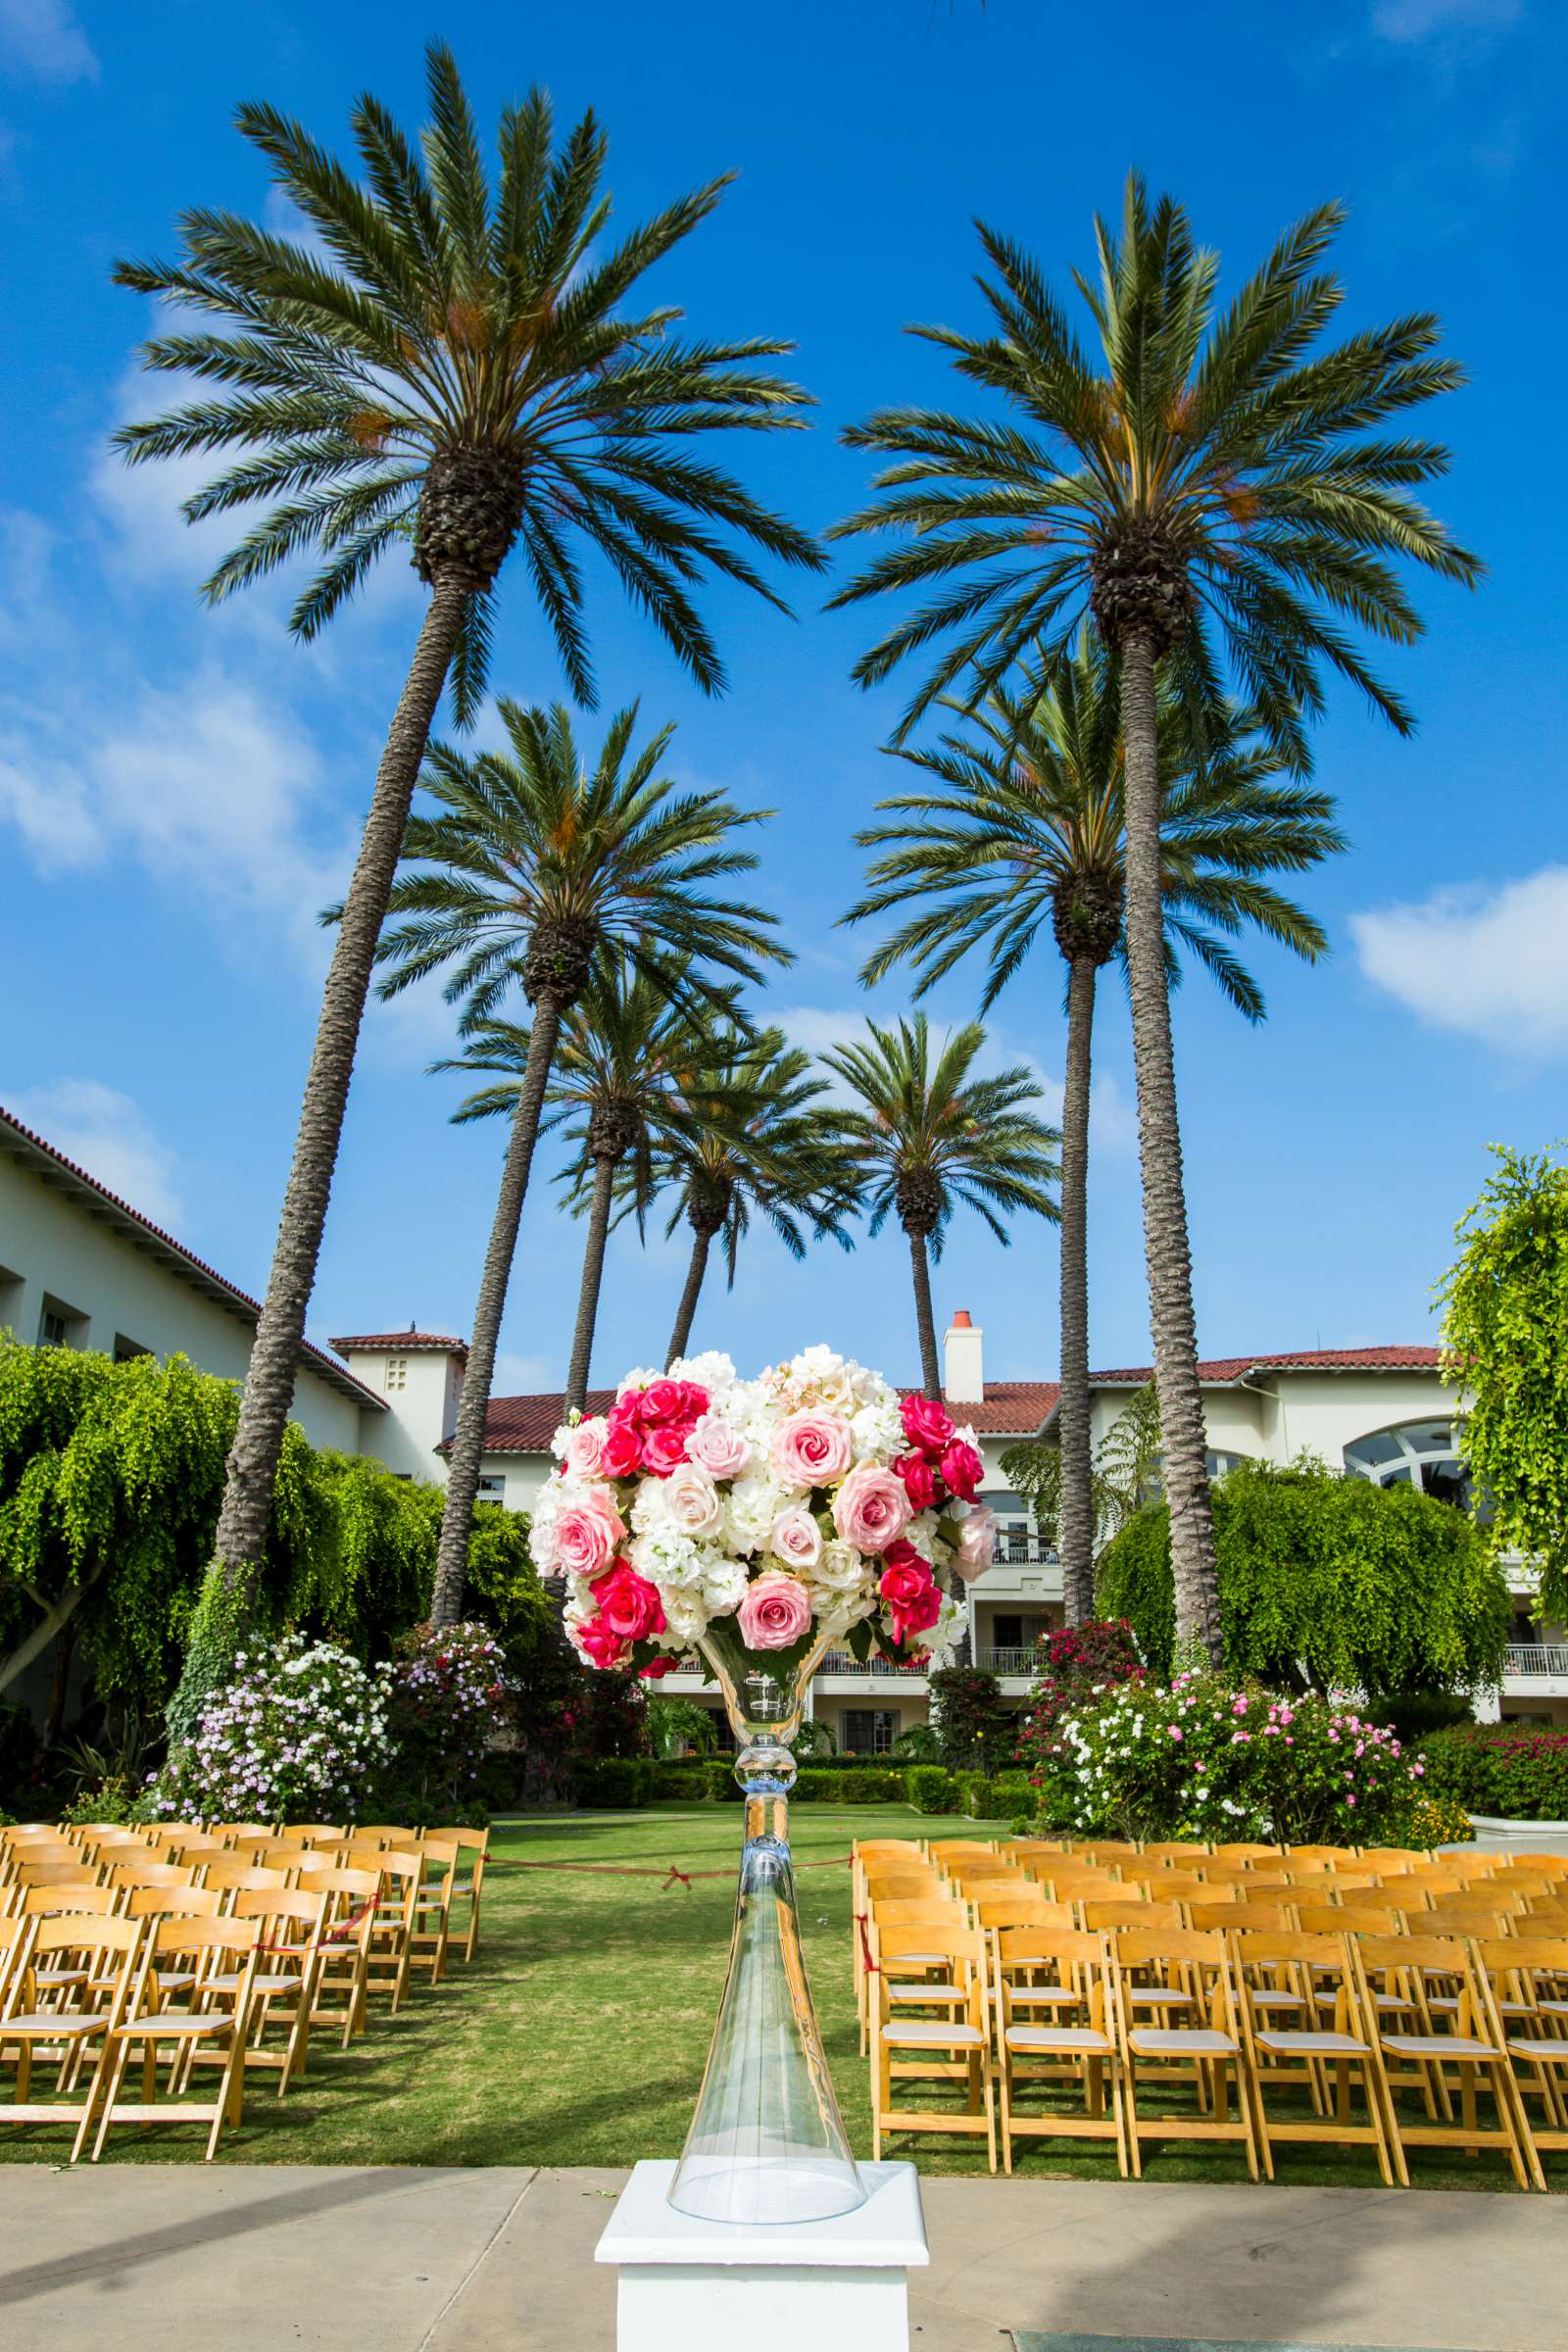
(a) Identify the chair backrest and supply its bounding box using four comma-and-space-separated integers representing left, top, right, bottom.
1298, 1902, 1404, 1936
857, 1839, 926, 1860
1084, 1897, 1185, 1932
122, 1884, 225, 1920
1211, 1843, 1284, 1864
442, 1825, 490, 1853
19, 1882, 120, 1917
863, 1870, 941, 1902
878, 1921, 987, 1976
1357, 1848, 1425, 1873
229, 1886, 329, 1938
1036, 1865, 1123, 1899
7, 1913, 142, 2017
1288, 1844, 1360, 1862
108, 1860, 199, 1890
972, 1894, 1056, 1929
927, 1840, 996, 1863
1156, 1874, 1224, 1904
165, 1832, 228, 1856
872, 1895, 966, 1934
11, 1859, 102, 1889
202, 1861, 295, 1894
1222, 1899, 1298, 1933
1142, 1842, 1210, 1865
1112, 1924, 1231, 1968
277, 1824, 347, 1841
1421, 1906, 1515, 1938
1474, 1932, 1568, 1987
1336, 1884, 1410, 1911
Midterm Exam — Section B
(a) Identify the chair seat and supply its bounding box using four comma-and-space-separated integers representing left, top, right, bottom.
1122, 1988, 1197, 2007
1536, 1998, 1568, 2016
1008, 1986, 1078, 2004
2, 2011, 103, 2037
888, 1982, 966, 2001
1381, 2033, 1499, 2060
1508, 2036, 1568, 2060
885, 1952, 949, 1969
1429, 1993, 1527, 2015
882, 2019, 984, 2046
1006, 2024, 1111, 2053
1129, 2028, 1237, 2056
113, 2011, 231, 2038
1257, 2028, 1371, 2056
1250, 1990, 1309, 2011
1319, 1988, 1404, 2010
208, 1970, 301, 1993
31, 1965, 91, 1984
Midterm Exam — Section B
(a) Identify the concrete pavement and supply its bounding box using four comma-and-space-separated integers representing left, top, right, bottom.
0, 2166, 1559, 2352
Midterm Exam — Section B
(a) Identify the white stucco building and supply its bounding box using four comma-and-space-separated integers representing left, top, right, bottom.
5, 1096, 1562, 1735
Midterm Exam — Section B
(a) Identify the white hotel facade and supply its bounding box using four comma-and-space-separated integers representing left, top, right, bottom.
4, 1098, 1563, 1738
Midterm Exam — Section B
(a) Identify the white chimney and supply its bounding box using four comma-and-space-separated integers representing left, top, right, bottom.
943, 1309, 984, 1404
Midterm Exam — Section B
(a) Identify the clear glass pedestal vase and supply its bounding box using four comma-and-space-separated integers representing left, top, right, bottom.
666, 1630, 867, 2227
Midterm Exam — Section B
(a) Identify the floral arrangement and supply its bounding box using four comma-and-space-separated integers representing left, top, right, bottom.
1024, 1670, 1427, 1846
146, 1631, 396, 1823
530, 1348, 996, 1682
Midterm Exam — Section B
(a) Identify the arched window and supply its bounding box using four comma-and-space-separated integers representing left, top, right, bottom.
1344, 1420, 1478, 1513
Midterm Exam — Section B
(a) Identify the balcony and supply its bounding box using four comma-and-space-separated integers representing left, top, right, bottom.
978, 1646, 1042, 1677
992, 1537, 1057, 1566
818, 1651, 928, 1681
1505, 1643, 1568, 1678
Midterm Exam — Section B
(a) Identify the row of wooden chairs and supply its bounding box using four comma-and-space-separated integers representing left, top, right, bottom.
867, 1909, 1566, 2187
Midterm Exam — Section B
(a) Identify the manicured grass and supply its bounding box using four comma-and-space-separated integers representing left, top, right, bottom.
1, 1805, 1558, 2187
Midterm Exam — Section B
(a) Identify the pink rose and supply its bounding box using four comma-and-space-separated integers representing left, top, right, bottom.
553, 1492, 626, 1580
640, 1378, 686, 1424
687, 1412, 751, 1480
831, 1464, 912, 1554
736, 1571, 813, 1651
641, 1422, 691, 1477
939, 1438, 983, 1503
770, 1409, 854, 1491
663, 1461, 723, 1538
892, 1449, 938, 1510
563, 1418, 609, 1479
590, 1560, 666, 1643
900, 1394, 955, 1453
600, 1420, 642, 1479
953, 1505, 997, 1583
769, 1507, 823, 1573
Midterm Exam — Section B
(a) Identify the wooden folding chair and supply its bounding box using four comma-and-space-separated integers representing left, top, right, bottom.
1217, 1897, 1299, 1935
7, 1858, 102, 1900
277, 1824, 347, 1843
871, 1921, 996, 2170
196, 1890, 327, 2096
1083, 1897, 1183, 1934
1288, 1845, 1360, 1865
91, 1915, 264, 2162
1142, 1842, 1209, 1867
972, 1893, 1056, 1931
202, 1861, 296, 1899
107, 1860, 201, 1895
992, 1925, 1125, 2176
1230, 1930, 1395, 2185
1109, 1927, 1258, 2179
1475, 1934, 1568, 2171
358, 1847, 420, 2011
1349, 1933, 1538, 2189
1, 1913, 144, 2161
297, 1866, 377, 2045
1211, 1843, 1285, 1866
858, 1894, 965, 2055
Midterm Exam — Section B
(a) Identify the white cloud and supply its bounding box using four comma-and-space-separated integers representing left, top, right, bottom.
1349, 866, 1568, 1054
0, 0, 96, 82
1371, 0, 1519, 39
4, 1079, 183, 1226
492, 1351, 557, 1394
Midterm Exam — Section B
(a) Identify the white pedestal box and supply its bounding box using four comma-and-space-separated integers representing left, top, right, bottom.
595, 2159, 928, 2352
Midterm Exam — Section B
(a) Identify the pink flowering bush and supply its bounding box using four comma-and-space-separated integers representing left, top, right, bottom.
1027, 1671, 1427, 1844
384, 1622, 514, 1816
146, 1632, 396, 1824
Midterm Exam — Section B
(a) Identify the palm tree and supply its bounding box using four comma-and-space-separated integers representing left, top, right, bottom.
114, 45, 820, 1642
823, 1016, 1060, 1394
435, 960, 710, 1416
641, 1026, 857, 1364
375, 701, 789, 1622
847, 635, 1345, 1620
828, 176, 1476, 1656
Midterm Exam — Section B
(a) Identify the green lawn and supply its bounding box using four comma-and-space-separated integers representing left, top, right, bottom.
1, 1805, 1557, 2187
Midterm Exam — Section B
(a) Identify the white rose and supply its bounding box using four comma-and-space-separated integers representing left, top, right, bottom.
768, 1506, 823, 1573
660, 1584, 710, 1644
810, 1538, 867, 1594
663, 1460, 724, 1539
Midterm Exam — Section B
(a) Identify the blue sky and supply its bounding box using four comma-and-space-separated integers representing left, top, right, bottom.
1, 0, 1564, 1399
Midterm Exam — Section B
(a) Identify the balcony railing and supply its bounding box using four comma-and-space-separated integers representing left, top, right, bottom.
977, 1646, 1042, 1677
818, 1651, 928, 1680
990, 1537, 1058, 1566
1504, 1643, 1568, 1678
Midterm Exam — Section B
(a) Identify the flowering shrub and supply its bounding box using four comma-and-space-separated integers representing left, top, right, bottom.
146, 1633, 395, 1823
532, 1349, 992, 1683
1018, 1619, 1145, 1751
1404, 1789, 1475, 1847
1418, 1724, 1568, 1822
1027, 1672, 1426, 1845
928, 1665, 1016, 1773
384, 1622, 514, 1813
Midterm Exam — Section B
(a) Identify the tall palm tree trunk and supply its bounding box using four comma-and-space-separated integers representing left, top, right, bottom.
1057, 955, 1098, 1624
665, 1225, 711, 1367
906, 1224, 942, 1396
431, 999, 563, 1627
564, 1155, 616, 1417
214, 574, 469, 1579
1119, 633, 1220, 1662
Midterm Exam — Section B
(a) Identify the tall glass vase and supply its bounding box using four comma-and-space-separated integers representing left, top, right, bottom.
666, 1625, 867, 2226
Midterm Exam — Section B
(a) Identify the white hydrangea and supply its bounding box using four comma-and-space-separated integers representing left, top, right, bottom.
626, 1525, 708, 1591
724, 1468, 789, 1553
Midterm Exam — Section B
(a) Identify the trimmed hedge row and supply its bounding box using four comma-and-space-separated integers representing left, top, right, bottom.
571, 1757, 1031, 1814
1418, 1724, 1568, 1822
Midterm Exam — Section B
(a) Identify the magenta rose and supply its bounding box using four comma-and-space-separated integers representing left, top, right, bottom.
641, 1422, 691, 1477
770, 1409, 854, 1491
954, 1504, 997, 1583
576, 1617, 627, 1671
888, 1580, 943, 1644
674, 1380, 710, 1421
900, 1394, 955, 1454
639, 1378, 686, 1424
562, 1418, 609, 1479
600, 1419, 643, 1479
892, 1449, 938, 1510
769, 1507, 823, 1574
687, 1412, 751, 1480
878, 1544, 934, 1609
939, 1438, 984, 1503
737, 1571, 813, 1651
831, 1464, 912, 1554
590, 1560, 666, 1643
553, 1492, 625, 1580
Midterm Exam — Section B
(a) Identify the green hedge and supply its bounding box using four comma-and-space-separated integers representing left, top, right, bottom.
906, 1765, 955, 1815
571, 1757, 656, 1807
1418, 1725, 1568, 1822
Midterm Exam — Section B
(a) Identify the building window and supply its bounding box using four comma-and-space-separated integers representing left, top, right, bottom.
1344, 1421, 1481, 1515
990, 1613, 1052, 1652
1205, 1449, 1244, 1481
113, 1335, 151, 1363
37, 1295, 84, 1349
385, 1356, 409, 1392
840, 1708, 897, 1755
38, 1308, 69, 1348
476, 1474, 506, 1502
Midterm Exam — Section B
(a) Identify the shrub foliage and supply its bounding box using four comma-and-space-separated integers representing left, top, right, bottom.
1418, 1723, 1568, 1824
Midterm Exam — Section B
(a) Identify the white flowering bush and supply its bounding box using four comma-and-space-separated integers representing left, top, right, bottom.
531, 1348, 995, 1683
146, 1632, 395, 1823
1027, 1672, 1426, 1845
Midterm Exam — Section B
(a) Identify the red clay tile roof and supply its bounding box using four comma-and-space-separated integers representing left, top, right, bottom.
462, 1378, 1059, 1455
0, 1102, 385, 1413
330, 1331, 468, 1356
1087, 1346, 1442, 1386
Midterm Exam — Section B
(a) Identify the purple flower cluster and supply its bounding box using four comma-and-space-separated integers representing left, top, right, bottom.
149, 1633, 396, 1822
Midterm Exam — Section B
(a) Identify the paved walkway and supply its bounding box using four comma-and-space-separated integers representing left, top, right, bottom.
0, 2166, 1558, 2352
